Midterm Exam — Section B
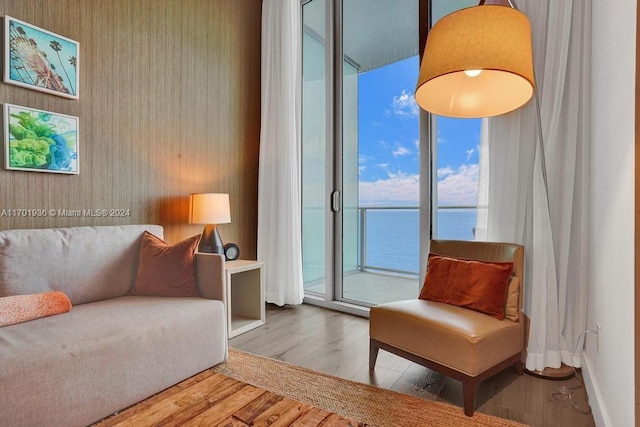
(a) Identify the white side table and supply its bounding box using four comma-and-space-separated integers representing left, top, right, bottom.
225, 260, 265, 338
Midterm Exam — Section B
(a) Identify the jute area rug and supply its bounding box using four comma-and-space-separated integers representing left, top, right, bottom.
213, 348, 527, 427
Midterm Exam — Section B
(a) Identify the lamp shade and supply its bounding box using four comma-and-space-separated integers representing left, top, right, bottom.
415, 5, 535, 118
189, 193, 231, 225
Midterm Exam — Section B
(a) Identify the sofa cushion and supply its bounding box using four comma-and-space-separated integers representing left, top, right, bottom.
0, 296, 226, 427
0, 225, 163, 304
419, 253, 513, 320
0, 291, 71, 327
131, 232, 200, 297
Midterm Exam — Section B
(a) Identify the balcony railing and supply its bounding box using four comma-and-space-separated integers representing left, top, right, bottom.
357, 205, 477, 278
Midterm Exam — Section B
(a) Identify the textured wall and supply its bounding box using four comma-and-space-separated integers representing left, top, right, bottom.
0, 0, 261, 257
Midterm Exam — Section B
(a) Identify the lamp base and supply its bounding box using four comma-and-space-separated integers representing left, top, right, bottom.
524, 364, 575, 380
199, 224, 224, 255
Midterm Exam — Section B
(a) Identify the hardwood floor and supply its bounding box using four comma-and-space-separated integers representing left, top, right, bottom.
230, 304, 596, 427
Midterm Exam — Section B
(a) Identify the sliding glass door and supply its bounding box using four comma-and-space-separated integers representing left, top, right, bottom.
341, 0, 421, 305
302, 0, 423, 310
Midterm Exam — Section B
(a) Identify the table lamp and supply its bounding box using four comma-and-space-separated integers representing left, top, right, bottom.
189, 193, 231, 254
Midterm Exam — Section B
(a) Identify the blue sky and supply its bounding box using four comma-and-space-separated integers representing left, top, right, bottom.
357, 55, 481, 207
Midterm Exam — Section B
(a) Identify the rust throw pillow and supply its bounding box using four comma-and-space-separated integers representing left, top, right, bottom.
419, 253, 513, 320
131, 231, 201, 297
0, 291, 72, 327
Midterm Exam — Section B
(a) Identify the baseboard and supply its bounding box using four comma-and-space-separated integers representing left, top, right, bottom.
582, 353, 612, 426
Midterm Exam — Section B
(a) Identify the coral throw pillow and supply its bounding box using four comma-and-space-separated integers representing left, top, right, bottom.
0, 291, 72, 327
131, 231, 201, 297
419, 253, 513, 320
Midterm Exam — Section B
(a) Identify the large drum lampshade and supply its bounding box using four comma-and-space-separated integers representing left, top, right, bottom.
415, 5, 535, 118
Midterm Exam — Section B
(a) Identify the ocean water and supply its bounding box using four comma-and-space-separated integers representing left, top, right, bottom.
363, 209, 477, 275
302, 208, 477, 282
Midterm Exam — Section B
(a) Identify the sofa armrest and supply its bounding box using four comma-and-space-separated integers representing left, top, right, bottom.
195, 252, 226, 303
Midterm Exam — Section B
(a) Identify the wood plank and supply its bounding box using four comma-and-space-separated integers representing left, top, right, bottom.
319, 413, 363, 427
249, 397, 312, 426
214, 416, 250, 427
289, 407, 333, 426
180, 384, 266, 426
231, 390, 284, 425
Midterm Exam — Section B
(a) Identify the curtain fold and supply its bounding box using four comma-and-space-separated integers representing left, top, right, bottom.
475, 0, 591, 370
257, 0, 304, 306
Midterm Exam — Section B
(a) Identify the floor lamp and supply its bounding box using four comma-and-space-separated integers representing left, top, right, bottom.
414, 0, 573, 379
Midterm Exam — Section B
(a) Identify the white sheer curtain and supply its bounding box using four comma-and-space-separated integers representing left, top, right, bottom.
476, 0, 591, 370
257, 0, 304, 306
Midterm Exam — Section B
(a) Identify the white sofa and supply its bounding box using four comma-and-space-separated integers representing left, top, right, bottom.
0, 225, 227, 427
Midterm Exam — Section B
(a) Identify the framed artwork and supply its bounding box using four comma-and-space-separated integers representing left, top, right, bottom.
4, 103, 79, 174
4, 16, 79, 99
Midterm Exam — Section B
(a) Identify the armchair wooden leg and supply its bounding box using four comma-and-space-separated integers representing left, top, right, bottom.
369, 339, 380, 370
462, 378, 479, 417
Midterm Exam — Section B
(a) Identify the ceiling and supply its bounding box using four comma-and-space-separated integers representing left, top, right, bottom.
302, 0, 478, 73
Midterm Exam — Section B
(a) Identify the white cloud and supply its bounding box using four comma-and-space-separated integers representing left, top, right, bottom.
391, 90, 419, 118
392, 146, 411, 157
359, 172, 419, 206
437, 166, 454, 178
437, 164, 479, 206
359, 154, 372, 164
377, 163, 389, 169
358, 164, 479, 207
358, 166, 366, 174
465, 149, 475, 162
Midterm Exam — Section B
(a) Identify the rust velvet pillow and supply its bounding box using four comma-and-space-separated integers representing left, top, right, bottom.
418, 254, 513, 320
131, 232, 201, 297
0, 291, 72, 327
